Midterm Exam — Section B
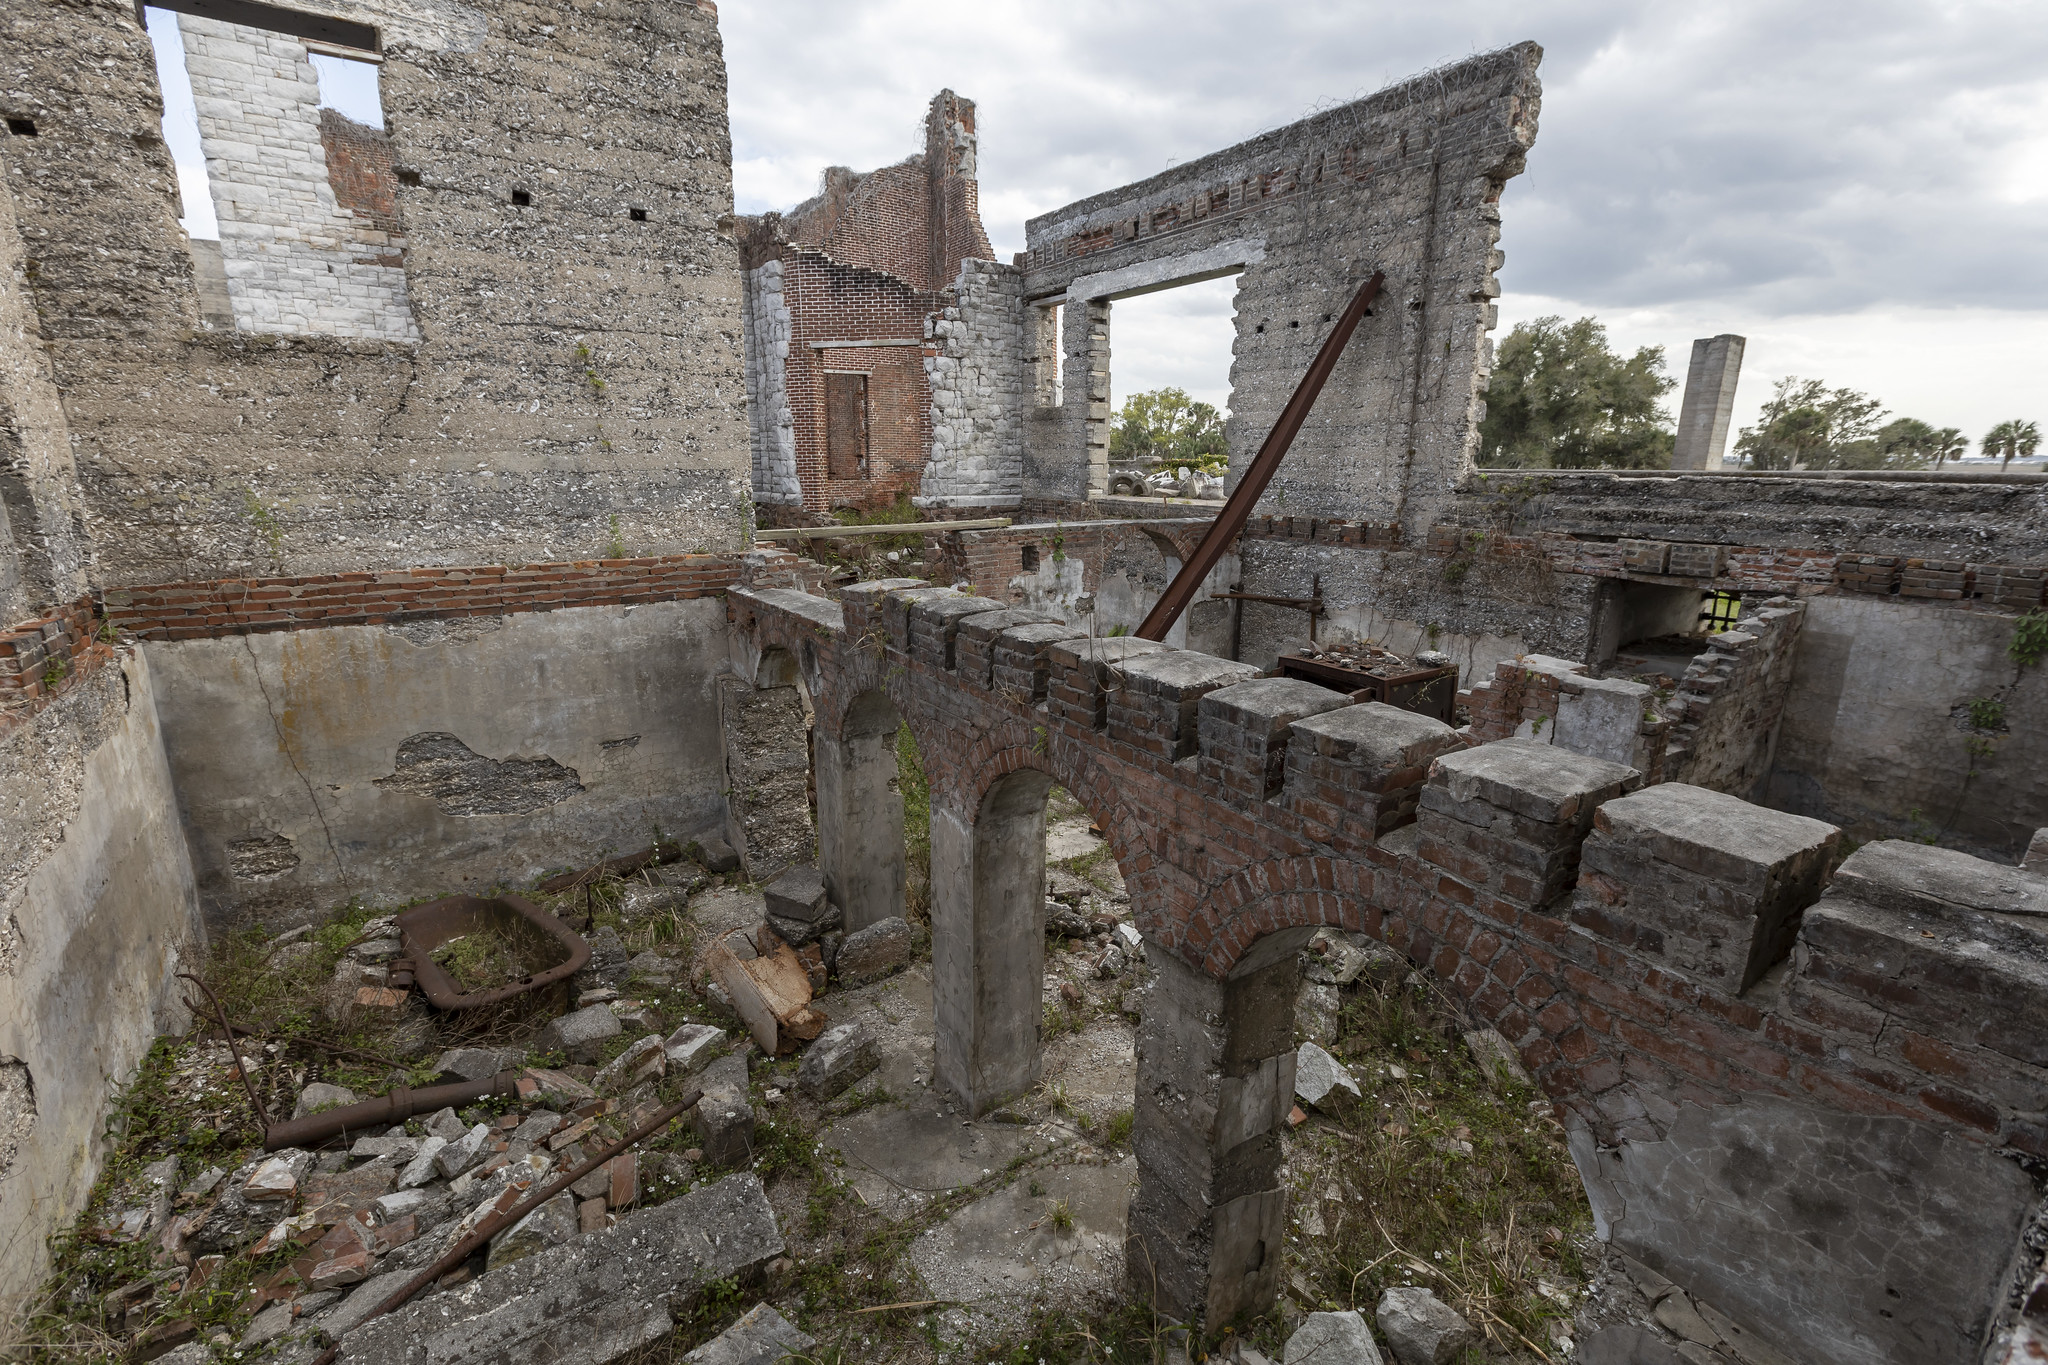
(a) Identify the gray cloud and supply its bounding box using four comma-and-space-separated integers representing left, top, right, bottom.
722, 1, 2048, 317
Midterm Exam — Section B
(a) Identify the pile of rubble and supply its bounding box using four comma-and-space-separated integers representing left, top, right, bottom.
701, 865, 913, 1054
1292, 640, 1454, 680
80, 852, 920, 1363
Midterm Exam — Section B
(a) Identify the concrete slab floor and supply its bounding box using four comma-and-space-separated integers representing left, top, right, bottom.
911, 1156, 1138, 1342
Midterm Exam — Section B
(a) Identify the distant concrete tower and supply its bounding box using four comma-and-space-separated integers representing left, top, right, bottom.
1672, 334, 1746, 470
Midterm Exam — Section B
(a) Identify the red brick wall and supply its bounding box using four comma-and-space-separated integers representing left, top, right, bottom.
780, 250, 937, 512
102, 553, 744, 641
0, 594, 119, 736
318, 108, 404, 263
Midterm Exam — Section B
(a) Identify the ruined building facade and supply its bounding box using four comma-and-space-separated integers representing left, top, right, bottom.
736, 90, 1003, 517
3, 9, 2048, 1364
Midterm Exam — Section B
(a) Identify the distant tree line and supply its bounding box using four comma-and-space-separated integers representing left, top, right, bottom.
1476, 314, 2039, 473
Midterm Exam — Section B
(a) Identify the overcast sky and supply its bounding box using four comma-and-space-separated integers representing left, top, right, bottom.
721, 0, 2048, 452
148, 2, 2046, 453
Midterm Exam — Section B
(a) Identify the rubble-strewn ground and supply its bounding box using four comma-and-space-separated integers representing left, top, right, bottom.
13, 750, 1604, 1364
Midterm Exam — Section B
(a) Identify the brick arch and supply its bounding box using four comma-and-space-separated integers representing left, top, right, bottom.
1191, 856, 1603, 1100
944, 725, 1169, 924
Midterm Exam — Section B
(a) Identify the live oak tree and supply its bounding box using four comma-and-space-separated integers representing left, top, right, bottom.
1109, 387, 1230, 472
1476, 316, 1675, 469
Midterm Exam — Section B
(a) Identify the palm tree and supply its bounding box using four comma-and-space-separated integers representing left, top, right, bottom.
1931, 426, 1968, 470
1983, 419, 2043, 471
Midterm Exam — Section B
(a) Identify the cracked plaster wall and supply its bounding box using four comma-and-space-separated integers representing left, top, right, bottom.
0, 653, 203, 1311
141, 599, 734, 928
1, 0, 750, 587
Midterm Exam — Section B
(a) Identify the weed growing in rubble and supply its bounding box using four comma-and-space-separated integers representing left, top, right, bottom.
897, 724, 932, 921
1283, 974, 1592, 1359
606, 513, 627, 559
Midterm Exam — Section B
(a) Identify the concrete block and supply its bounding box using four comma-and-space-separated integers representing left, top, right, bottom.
291, 1082, 358, 1121
1829, 839, 2047, 920
989, 621, 1088, 703
540, 1004, 624, 1064
338, 1174, 784, 1364
682, 1302, 816, 1364
1581, 783, 1837, 989
1047, 636, 1169, 730
1425, 737, 1636, 826
907, 591, 1005, 670
664, 1024, 725, 1075
1293, 1042, 1361, 1117
1199, 678, 1355, 797
763, 865, 829, 923
1109, 650, 1263, 759
797, 1022, 880, 1100
693, 1055, 756, 1167
432, 1047, 520, 1085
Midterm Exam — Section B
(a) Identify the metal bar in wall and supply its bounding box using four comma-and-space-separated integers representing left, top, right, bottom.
141, 0, 379, 53
810, 339, 925, 349
1134, 271, 1385, 642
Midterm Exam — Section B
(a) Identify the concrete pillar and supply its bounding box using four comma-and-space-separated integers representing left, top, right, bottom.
1672, 335, 1745, 470
930, 771, 1050, 1114
1127, 928, 1310, 1329
815, 692, 904, 933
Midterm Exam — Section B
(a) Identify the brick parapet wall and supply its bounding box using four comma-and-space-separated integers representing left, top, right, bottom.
732, 579, 2047, 1165
100, 553, 753, 641
1663, 599, 1806, 792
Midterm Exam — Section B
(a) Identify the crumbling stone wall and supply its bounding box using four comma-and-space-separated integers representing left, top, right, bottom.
0, 169, 91, 620
2, 0, 751, 587
179, 15, 418, 340
742, 260, 800, 505
737, 90, 998, 513
1019, 45, 1538, 533
919, 258, 1025, 508
1662, 596, 1804, 796
734, 577, 2048, 1363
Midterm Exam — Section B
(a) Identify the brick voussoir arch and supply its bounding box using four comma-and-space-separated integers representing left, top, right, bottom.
1197, 857, 1611, 1100
948, 729, 1168, 930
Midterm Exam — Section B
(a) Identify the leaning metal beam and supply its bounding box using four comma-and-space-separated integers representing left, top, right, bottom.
1134, 271, 1384, 642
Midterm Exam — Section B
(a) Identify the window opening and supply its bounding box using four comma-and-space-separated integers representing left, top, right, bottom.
144, 7, 219, 240
1031, 301, 1063, 408
5, 118, 37, 137
824, 372, 870, 479
511, 188, 532, 206
1699, 592, 1742, 633
309, 51, 383, 128
630, 207, 648, 222
1102, 274, 1238, 502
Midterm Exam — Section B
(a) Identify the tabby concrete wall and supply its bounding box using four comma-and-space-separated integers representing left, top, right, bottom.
2, 0, 750, 587
0, 652, 204, 1311
1019, 45, 1539, 537
142, 598, 735, 928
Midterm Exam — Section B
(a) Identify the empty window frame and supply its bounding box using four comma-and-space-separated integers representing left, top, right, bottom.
824, 372, 870, 479
1030, 300, 1063, 408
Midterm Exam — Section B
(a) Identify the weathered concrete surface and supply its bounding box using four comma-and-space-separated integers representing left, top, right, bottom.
144, 599, 733, 926
1769, 594, 2048, 862
0, 653, 204, 1310
823, 1101, 1059, 1218
682, 1302, 815, 1364
1567, 1093, 2034, 1365
337, 1173, 784, 1364
909, 1157, 1137, 1338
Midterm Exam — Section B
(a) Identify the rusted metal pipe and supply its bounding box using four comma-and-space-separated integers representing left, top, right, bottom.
303, 1089, 701, 1365
1135, 272, 1385, 642
263, 1071, 523, 1151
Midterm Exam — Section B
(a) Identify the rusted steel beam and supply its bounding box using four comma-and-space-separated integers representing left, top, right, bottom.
1134, 272, 1384, 642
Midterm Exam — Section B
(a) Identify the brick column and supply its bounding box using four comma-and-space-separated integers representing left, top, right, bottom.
1127, 933, 1305, 1330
